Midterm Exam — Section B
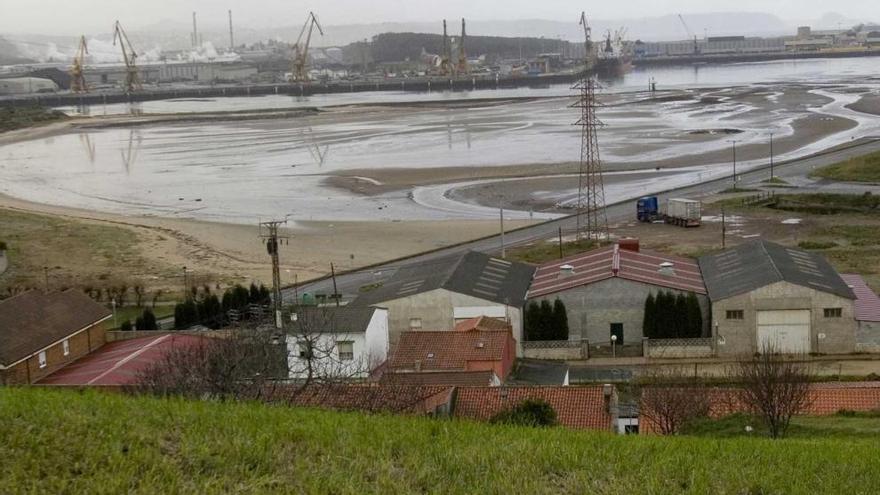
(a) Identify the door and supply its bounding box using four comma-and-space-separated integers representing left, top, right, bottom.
610, 323, 624, 345
756, 310, 811, 354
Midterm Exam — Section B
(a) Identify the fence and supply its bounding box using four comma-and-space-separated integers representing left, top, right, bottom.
645, 338, 714, 359
522, 340, 589, 360
739, 191, 775, 206
106, 329, 232, 342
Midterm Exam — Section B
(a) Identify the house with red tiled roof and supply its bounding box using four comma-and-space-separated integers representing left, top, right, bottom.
453, 385, 617, 430
840, 274, 880, 352
0, 290, 111, 385
528, 239, 709, 347
386, 325, 516, 383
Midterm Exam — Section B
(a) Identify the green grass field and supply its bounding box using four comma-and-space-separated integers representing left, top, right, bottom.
0, 106, 67, 133
811, 151, 880, 183
2, 388, 880, 494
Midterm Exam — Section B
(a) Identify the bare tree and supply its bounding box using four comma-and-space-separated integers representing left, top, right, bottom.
638, 369, 711, 435
133, 285, 144, 307
733, 345, 813, 439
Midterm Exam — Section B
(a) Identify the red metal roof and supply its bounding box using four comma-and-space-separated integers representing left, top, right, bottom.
453, 316, 512, 332
841, 274, 880, 322
453, 386, 614, 430
529, 244, 707, 298
38, 334, 209, 386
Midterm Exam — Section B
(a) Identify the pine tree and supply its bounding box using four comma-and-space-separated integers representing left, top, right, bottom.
552, 299, 569, 340
249, 283, 261, 304
643, 293, 657, 339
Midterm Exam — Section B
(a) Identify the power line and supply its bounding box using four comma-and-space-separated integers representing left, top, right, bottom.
260, 219, 289, 328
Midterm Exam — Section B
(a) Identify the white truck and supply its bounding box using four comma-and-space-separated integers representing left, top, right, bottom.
664, 198, 702, 228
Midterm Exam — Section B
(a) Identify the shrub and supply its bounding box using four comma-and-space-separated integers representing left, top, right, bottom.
120, 320, 133, 332
140, 308, 158, 330
0, 241, 7, 251
490, 399, 557, 427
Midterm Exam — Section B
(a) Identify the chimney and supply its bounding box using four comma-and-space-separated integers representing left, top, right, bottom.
618, 238, 640, 253
658, 261, 675, 276
559, 264, 575, 278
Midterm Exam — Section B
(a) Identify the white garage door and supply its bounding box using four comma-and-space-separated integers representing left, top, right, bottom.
757, 310, 811, 354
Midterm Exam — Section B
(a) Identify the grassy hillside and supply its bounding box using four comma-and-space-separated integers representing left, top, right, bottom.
0, 106, 67, 133
811, 151, 880, 183
2, 389, 880, 494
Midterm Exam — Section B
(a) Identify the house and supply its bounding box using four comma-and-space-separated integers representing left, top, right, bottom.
699, 240, 856, 356
528, 239, 709, 346
286, 306, 389, 380
38, 333, 210, 386
0, 290, 110, 385
384, 318, 516, 383
381, 370, 500, 387
840, 274, 880, 352
350, 251, 535, 353
281, 383, 456, 416
453, 385, 617, 430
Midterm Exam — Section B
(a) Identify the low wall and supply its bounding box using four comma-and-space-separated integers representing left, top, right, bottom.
645, 338, 714, 359
0, 252, 7, 276
856, 321, 880, 354
522, 340, 588, 361
106, 330, 231, 342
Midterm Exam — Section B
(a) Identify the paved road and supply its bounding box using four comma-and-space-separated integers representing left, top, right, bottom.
285, 137, 880, 304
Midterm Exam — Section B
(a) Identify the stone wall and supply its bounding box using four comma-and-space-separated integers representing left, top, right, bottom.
856, 321, 880, 353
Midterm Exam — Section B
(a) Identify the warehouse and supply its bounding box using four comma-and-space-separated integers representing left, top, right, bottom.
699, 240, 856, 356
528, 239, 709, 347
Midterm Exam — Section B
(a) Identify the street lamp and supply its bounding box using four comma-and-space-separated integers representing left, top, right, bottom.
768, 132, 775, 180
611, 334, 618, 358
727, 140, 739, 190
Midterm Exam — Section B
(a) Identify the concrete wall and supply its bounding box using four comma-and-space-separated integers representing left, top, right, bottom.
529, 277, 710, 346
1, 321, 106, 385
377, 288, 523, 354
522, 345, 586, 361
856, 320, 880, 353
713, 281, 857, 356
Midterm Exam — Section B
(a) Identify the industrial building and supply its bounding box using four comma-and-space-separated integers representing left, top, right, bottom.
0, 77, 58, 95
699, 240, 857, 356
841, 274, 880, 353
349, 251, 535, 353
528, 239, 709, 347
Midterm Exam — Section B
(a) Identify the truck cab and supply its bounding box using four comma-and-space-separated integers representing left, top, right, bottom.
637, 196, 659, 222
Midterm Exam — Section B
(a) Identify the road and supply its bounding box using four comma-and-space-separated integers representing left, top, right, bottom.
285, 137, 880, 304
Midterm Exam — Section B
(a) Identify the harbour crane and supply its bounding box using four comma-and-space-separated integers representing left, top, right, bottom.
112, 21, 142, 93
456, 18, 469, 75
70, 36, 88, 93
291, 11, 324, 82
677, 14, 700, 55
579, 12, 595, 69
439, 19, 454, 76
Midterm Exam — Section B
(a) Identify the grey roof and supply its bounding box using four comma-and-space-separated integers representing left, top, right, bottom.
290, 306, 378, 334
698, 240, 855, 301
351, 251, 536, 308
508, 359, 569, 386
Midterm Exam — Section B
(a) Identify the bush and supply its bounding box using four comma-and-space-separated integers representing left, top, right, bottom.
490, 399, 557, 427
0, 241, 7, 251
140, 308, 158, 330
120, 320, 133, 332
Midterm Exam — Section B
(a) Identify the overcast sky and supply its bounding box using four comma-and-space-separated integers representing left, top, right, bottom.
0, 0, 872, 35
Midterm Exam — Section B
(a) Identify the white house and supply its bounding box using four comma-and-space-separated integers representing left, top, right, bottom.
286, 306, 389, 380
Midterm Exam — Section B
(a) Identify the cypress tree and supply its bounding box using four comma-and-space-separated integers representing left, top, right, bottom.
141, 308, 158, 330
249, 283, 261, 304
674, 293, 688, 338
552, 299, 569, 340
525, 301, 541, 341
657, 292, 673, 339
174, 303, 186, 330
539, 300, 554, 341
686, 292, 704, 338
643, 293, 656, 339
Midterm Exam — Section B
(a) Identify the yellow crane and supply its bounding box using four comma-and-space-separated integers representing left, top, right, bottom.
579, 12, 596, 69
456, 18, 469, 75
70, 35, 89, 93
291, 12, 324, 82
112, 20, 142, 93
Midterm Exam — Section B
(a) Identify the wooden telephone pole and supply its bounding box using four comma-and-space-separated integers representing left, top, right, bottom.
260, 220, 289, 328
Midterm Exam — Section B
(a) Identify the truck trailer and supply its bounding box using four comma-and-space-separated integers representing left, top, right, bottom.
636, 196, 701, 227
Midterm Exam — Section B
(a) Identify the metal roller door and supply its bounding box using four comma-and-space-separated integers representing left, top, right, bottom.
757, 310, 811, 354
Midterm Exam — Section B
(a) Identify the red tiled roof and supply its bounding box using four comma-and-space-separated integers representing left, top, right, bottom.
280, 384, 454, 415
453, 316, 512, 332
381, 370, 498, 387
38, 334, 209, 386
0, 290, 111, 366
389, 330, 509, 371
529, 244, 706, 298
453, 386, 613, 430
841, 274, 880, 322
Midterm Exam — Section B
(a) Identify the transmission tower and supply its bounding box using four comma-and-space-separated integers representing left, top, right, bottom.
260, 220, 290, 328
571, 75, 608, 241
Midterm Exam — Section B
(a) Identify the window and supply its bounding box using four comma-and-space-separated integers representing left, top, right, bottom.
337, 341, 354, 361
726, 310, 744, 320
62, 339, 70, 356
409, 318, 422, 329
298, 342, 313, 359
824, 308, 843, 318
38, 351, 47, 369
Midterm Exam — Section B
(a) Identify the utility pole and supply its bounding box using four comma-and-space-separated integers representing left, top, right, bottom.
260, 220, 289, 328
182, 266, 188, 298
499, 195, 506, 259
558, 227, 564, 259
228, 10, 235, 50
330, 262, 340, 307
728, 139, 739, 190
721, 208, 727, 249
768, 132, 775, 180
